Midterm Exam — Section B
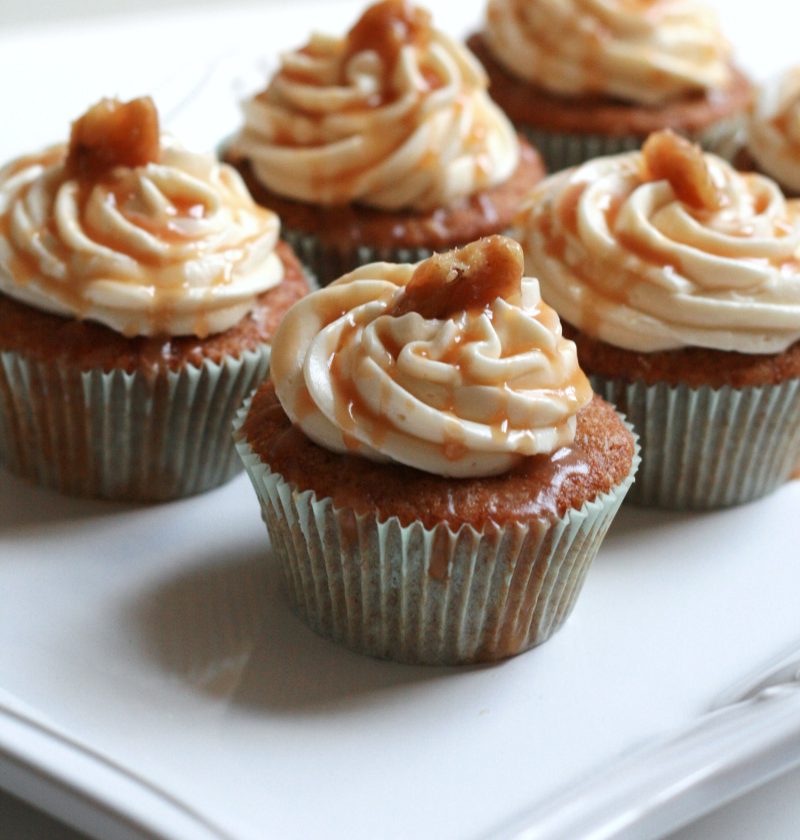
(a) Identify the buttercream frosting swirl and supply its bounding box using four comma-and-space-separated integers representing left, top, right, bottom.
232, 0, 519, 211
483, 0, 732, 106
748, 68, 800, 195
0, 126, 284, 338
515, 135, 800, 354
270, 237, 592, 478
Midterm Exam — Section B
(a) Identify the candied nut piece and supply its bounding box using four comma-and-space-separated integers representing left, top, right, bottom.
65, 96, 160, 179
642, 129, 724, 211
344, 0, 432, 71
390, 235, 524, 319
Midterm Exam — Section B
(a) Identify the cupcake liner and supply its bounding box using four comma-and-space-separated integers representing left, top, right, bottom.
282, 228, 435, 287
519, 116, 745, 173
233, 401, 639, 665
590, 375, 800, 510
0, 346, 271, 501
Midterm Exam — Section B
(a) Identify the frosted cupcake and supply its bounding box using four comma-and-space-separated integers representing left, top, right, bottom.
234, 236, 638, 664
0, 97, 309, 501
740, 67, 800, 196
468, 0, 752, 171
514, 130, 800, 509
225, 0, 545, 285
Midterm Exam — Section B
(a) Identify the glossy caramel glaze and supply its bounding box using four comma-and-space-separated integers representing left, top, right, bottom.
0, 242, 308, 373
468, 34, 753, 136
343, 0, 431, 75
242, 383, 635, 529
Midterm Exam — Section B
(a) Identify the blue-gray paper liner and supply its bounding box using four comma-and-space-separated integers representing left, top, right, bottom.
233, 398, 640, 665
590, 375, 800, 510
282, 229, 434, 287
519, 116, 745, 173
0, 346, 271, 501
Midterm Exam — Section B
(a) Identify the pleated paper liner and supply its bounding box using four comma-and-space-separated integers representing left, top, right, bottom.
590, 376, 800, 510
519, 115, 745, 173
234, 400, 639, 665
0, 346, 270, 502
282, 228, 437, 287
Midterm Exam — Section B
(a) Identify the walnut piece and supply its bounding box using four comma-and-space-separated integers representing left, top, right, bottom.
390, 235, 524, 320
65, 97, 160, 179
642, 129, 723, 212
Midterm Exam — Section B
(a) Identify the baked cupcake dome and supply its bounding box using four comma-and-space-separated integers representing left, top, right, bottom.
0, 97, 309, 501
235, 236, 638, 664
514, 130, 800, 509
468, 0, 752, 171
225, 0, 545, 285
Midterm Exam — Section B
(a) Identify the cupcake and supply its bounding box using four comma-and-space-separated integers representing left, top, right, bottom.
739, 67, 800, 196
467, 0, 753, 172
225, 0, 545, 286
514, 130, 800, 510
234, 236, 638, 665
0, 97, 309, 501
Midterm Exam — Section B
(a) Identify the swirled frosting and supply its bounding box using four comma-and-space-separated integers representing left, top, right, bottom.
232, 0, 519, 211
483, 0, 732, 106
0, 99, 284, 338
270, 237, 592, 478
514, 131, 800, 354
748, 68, 800, 195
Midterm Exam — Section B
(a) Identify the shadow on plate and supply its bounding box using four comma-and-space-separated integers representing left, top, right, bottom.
132, 541, 471, 716
604, 505, 696, 540
600, 488, 794, 558
0, 467, 135, 533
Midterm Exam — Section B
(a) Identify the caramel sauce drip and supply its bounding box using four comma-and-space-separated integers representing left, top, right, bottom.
442, 437, 468, 461
390, 235, 524, 320
343, 0, 432, 74
536, 199, 638, 338
1, 98, 273, 338
65, 97, 160, 180
642, 129, 724, 212
0, 213, 38, 285
771, 109, 793, 139
428, 528, 453, 581
326, 313, 394, 451
308, 237, 586, 480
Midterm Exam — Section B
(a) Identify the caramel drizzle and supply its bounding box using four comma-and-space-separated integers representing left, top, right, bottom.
266, 0, 443, 159
329, 313, 393, 452
499, 0, 721, 102
541, 131, 800, 336
0, 105, 274, 337
319, 239, 588, 461
536, 185, 647, 336
343, 0, 432, 81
